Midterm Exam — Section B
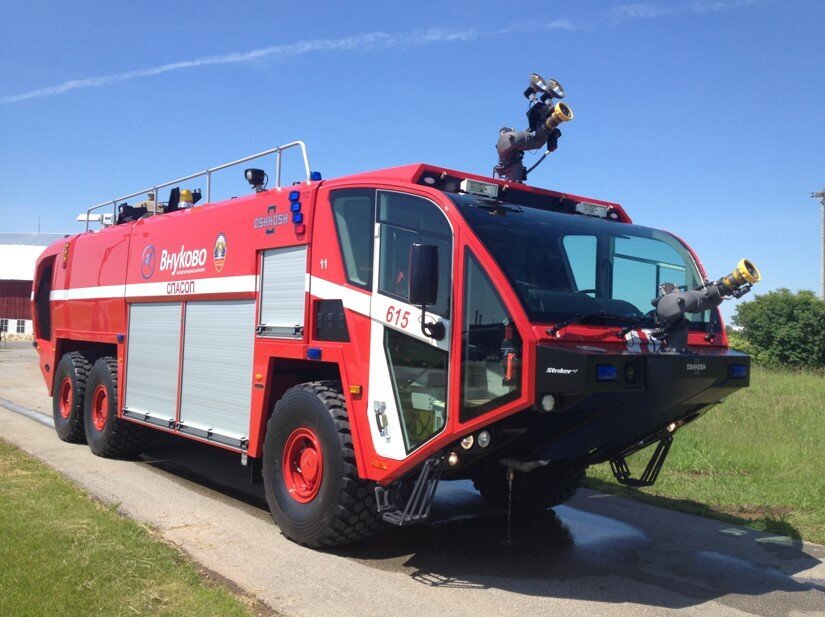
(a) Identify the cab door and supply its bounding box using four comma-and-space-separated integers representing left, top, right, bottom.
366, 190, 453, 460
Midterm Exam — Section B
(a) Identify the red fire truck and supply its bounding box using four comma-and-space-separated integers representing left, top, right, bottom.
32, 134, 759, 547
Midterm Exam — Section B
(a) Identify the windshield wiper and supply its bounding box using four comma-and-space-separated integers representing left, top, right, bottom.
615, 311, 656, 338
547, 311, 634, 336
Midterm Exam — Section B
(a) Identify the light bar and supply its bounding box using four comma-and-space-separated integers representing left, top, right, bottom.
460, 179, 499, 199
76, 213, 115, 226
575, 202, 609, 218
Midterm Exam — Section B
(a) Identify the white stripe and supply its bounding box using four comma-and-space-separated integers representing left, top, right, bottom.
50, 275, 257, 301
50, 284, 125, 300
126, 275, 256, 297
309, 276, 370, 316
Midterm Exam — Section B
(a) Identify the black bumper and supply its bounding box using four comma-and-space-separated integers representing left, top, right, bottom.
528, 344, 750, 462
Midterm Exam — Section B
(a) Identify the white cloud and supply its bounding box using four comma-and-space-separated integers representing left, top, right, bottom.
0, 3, 766, 105
609, 0, 764, 24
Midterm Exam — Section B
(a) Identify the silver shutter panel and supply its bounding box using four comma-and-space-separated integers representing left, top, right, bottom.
179, 300, 255, 440
125, 302, 181, 422
259, 246, 307, 337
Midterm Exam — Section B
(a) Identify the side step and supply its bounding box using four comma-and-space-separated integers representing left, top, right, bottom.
609, 434, 673, 488
375, 457, 444, 526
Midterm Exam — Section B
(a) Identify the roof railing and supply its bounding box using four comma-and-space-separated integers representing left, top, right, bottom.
83, 141, 312, 231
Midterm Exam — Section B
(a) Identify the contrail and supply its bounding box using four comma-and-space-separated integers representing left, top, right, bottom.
0, 1, 764, 105
0, 27, 492, 105
0, 21, 574, 105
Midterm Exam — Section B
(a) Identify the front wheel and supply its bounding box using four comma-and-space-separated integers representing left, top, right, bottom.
262, 381, 379, 547
473, 459, 586, 513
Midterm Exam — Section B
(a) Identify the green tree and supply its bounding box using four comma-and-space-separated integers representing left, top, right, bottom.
732, 288, 825, 368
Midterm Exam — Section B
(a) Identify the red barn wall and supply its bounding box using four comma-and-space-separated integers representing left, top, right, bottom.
0, 279, 32, 320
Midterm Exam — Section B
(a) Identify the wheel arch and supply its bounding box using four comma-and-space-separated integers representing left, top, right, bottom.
52, 339, 117, 394
250, 357, 371, 483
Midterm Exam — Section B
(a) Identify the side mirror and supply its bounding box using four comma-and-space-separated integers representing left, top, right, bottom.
408, 244, 439, 306
408, 244, 445, 340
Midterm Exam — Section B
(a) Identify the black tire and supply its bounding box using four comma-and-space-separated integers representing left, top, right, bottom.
473, 459, 586, 513
83, 356, 149, 458
262, 380, 380, 547
52, 351, 94, 443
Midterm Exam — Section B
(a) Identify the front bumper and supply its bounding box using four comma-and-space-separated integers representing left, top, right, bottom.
527, 343, 750, 463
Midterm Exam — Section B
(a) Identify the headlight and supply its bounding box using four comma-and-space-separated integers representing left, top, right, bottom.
477, 430, 492, 448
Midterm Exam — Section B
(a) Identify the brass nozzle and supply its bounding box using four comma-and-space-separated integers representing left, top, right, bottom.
545, 102, 574, 131
721, 259, 761, 291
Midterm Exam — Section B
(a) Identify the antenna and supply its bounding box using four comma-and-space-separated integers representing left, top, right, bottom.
812, 189, 825, 300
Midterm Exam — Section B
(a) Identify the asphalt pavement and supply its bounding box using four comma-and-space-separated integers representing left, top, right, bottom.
1, 343, 823, 616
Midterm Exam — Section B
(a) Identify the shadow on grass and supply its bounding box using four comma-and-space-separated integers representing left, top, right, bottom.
581, 476, 802, 540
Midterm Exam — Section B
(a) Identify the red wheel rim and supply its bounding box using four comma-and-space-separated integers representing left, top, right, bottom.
91, 384, 109, 431
58, 377, 73, 419
282, 427, 323, 503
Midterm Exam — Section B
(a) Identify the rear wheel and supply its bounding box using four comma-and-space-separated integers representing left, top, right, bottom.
52, 352, 94, 443
83, 356, 149, 458
262, 381, 380, 547
473, 459, 586, 513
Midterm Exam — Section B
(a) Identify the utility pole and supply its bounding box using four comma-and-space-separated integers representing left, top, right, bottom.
813, 189, 825, 300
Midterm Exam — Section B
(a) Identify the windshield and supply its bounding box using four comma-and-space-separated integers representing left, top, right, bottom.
450, 194, 709, 326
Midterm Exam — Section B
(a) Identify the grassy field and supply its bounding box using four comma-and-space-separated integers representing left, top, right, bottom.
585, 368, 825, 545
0, 440, 263, 617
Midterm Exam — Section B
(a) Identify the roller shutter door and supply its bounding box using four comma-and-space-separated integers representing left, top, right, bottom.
124, 302, 181, 424
178, 299, 255, 444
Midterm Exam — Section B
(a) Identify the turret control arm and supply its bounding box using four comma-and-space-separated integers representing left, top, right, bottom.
652, 259, 761, 352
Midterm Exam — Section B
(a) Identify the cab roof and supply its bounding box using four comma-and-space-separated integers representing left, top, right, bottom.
325, 163, 631, 223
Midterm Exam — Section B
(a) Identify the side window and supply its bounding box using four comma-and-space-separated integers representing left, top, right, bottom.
385, 328, 447, 451
377, 191, 451, 317
34, 259, 54, 340
460, 251, 521, 422
331, 189, 375, 289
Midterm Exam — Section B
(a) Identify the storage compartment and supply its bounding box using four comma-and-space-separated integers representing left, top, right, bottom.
124, 302, 182, 424
178, 299, 255, 444
258, 245, 307, 337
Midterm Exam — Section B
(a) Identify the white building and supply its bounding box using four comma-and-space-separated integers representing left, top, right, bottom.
0, 233, 66, 338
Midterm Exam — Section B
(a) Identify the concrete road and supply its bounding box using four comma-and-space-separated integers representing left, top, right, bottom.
1, 343, 824, 616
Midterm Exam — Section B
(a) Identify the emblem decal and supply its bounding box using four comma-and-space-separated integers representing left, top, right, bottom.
214, 232, 227, 272
140, 245, 155, 279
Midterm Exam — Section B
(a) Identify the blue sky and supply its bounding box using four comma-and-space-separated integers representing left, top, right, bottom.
1, 0, 823, 322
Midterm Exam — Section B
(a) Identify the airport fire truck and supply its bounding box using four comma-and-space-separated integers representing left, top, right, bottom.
32, 74, 760, 547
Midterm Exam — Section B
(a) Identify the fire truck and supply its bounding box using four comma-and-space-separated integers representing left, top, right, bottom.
32, 75, 760, 547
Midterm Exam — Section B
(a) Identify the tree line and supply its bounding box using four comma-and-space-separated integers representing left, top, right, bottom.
728, 289, 825, 369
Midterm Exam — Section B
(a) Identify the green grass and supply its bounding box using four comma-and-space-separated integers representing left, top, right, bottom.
585, 367, 825, 544
0, 439, 261, 617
